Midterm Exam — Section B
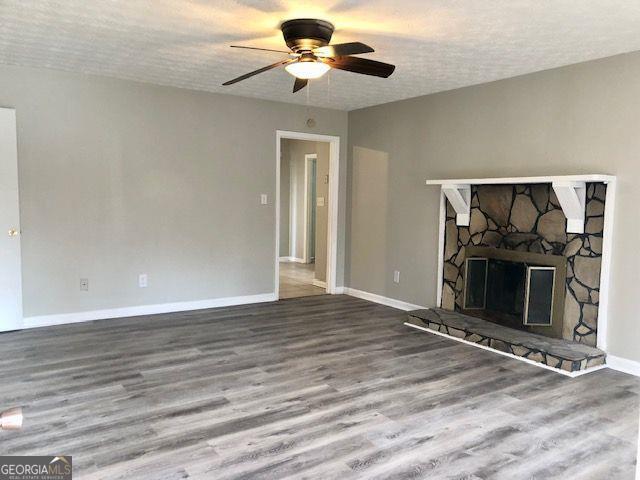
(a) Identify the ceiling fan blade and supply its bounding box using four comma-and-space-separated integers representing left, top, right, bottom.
326, 56, 395, 78
293, 78, 308, 93
223, 59, 293, 86
314, 42, 374, 57
230, 45, 292, 54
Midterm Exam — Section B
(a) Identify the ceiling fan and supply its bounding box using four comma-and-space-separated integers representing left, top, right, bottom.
222, 18, 395, 93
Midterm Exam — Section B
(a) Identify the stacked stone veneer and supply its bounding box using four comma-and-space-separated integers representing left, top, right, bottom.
442, 182, 606, 346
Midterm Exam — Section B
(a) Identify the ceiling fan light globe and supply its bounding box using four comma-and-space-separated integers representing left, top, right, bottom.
285, 61, 330, 80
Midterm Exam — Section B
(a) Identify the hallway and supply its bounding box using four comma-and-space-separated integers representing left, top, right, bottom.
279, 261, 326, 299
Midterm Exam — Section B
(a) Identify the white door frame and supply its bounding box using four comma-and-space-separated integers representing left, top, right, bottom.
302, 153, 317, 264
276, 130, 340, 297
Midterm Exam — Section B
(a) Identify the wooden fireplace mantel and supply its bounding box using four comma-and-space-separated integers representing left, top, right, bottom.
426, 174, 615, 234
425, 174, 615, 187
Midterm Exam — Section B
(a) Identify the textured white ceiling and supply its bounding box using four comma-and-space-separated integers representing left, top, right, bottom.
2, 1, 640, 111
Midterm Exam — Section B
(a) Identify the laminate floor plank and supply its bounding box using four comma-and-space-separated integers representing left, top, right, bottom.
0, 295, 637, 479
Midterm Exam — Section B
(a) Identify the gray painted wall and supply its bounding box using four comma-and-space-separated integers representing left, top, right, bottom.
347, 51, 640, 363
0, 65, 348, 317
314, 142, 329, 283
280, 139, 318, 260
279, 144, 291, 258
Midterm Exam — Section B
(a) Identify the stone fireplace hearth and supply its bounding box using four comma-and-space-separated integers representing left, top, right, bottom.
406, 308, 606, 372
406, 175, 615, 374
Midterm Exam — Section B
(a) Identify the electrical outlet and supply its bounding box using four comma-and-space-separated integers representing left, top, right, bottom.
393, 270, 400, 284
80, 278, 89, 291
138, 274, 148, 288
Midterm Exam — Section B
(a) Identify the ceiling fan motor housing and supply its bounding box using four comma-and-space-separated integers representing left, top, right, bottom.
281, 19, 335, 52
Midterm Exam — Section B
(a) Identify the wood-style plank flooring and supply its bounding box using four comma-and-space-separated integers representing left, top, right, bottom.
0, 295, 638, 479
279, 262, 326, 299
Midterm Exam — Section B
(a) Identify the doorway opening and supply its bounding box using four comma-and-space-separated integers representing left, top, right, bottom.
275, 131, 339, 299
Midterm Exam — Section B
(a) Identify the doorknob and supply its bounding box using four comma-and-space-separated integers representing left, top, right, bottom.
8, 228, 18, 237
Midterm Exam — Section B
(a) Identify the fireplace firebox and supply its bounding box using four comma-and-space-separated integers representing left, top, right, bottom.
462, 246, 566, 339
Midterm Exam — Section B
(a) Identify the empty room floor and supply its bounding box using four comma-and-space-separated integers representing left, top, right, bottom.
279, 261, 326, 299
0, 295, 638, 479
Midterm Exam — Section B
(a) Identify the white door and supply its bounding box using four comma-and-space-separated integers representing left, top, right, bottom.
0, 108, 23, 331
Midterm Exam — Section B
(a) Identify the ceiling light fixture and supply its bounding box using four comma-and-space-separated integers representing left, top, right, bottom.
223, 19, 395, 92
285, 57, 331, 80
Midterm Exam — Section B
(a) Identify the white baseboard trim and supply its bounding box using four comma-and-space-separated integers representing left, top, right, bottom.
342, 287, 427, 311
607, 355, 640, 377
405, 322, 607, 378
312, 279, 327, 289
23, 293, 278, 329
279, 256, 305, 263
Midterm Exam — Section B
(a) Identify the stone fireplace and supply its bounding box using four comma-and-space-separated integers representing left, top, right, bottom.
405, 175, 615, 374
442, 182, 606, 346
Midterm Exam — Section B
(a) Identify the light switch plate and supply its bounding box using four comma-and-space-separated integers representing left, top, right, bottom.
393, 271, 400, 284
80, 278, 89, 291
317, 197, 325, 207
139, 274, 148, 288
260, 194, 268, 205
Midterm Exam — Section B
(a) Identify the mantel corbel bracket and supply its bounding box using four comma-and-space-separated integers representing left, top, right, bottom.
442, 184, 471, 226
552, 181, 586, 234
